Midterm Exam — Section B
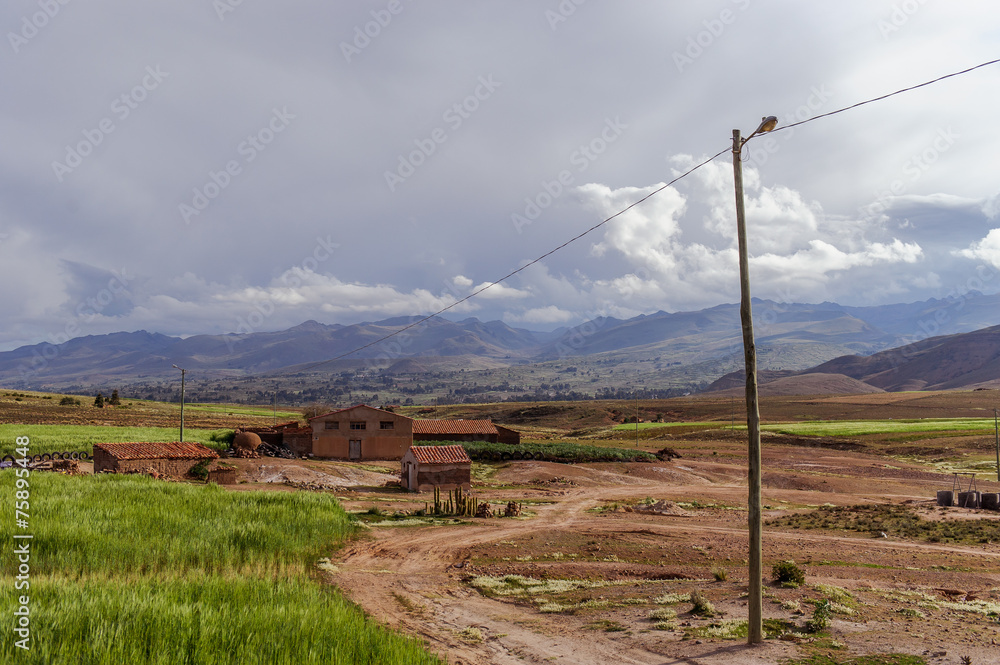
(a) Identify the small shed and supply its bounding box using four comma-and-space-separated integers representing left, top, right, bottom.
401, 445, 471, 492
93, 442, 218, 477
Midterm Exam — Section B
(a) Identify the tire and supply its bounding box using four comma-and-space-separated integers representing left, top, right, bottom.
40, 453, 51, 461
1, 455, 14, 464
51, 452, 63, 461
81, 452, 90, 460
511, 451, 523, 461
70, 452, 80, 460
31, 454, 42, 462
491, 452, 502, 462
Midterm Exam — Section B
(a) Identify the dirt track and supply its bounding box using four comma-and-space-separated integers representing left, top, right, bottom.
328, 452, 1000, 665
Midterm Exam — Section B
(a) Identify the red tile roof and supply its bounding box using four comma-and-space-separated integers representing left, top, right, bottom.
94, 442, 219, 461
408, 445, 471, 465
411, 419, 497, 435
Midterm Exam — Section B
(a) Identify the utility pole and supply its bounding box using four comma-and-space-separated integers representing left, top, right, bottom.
732, 116, 776, 645
635, 388, 639, 448
172, 365, 186, 442
994, 407, 998, 482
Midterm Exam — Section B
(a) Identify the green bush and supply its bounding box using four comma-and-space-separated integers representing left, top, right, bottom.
805, 599, 832, 633
457, 440, 656, 464
772, 560, 805, 587
189, 459, 211, 481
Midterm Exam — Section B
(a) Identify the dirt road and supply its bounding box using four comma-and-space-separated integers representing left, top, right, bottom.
330, 457, 1000, 664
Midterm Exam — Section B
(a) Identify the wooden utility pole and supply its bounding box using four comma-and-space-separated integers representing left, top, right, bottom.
994, 407, 998, 482
172, 365, 186, 443
732, 128, 763, 645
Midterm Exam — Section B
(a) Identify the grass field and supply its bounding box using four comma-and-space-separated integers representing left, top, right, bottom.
761, 418, 999, 437
611, 421, 719, 431
0, 424, 233, 456
184, 403, 302, 419
0, 472, 441, 664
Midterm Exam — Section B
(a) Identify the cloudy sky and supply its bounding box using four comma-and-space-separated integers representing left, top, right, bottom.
2, 1, 999, 351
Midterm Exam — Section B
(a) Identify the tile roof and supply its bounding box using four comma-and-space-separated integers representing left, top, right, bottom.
94, 442, 219, 461
408, 445, 472, 465
411, 419, 497, 435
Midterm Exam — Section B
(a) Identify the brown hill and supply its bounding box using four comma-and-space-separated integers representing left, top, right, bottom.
706, 372, 884, 397
807, 324, 1000, 391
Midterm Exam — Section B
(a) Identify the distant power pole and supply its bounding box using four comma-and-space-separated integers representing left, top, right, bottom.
994, 408, 999, 482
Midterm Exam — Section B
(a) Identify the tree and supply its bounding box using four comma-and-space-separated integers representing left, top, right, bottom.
94, 393, 105, 408
109, 389, 120, 406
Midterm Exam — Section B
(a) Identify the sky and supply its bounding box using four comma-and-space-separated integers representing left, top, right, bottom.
2, 1, 999, 351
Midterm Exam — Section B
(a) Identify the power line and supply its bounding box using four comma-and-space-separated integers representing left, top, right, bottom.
773, 57, 1000, 135
290, 147, 730, 375
282, 57, 1000, 378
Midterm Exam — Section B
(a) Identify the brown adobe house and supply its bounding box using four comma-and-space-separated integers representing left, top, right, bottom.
93, 442, 218, 476
400, 445, 471, 492
308, 404, 521, 460
309, 404, 413, 460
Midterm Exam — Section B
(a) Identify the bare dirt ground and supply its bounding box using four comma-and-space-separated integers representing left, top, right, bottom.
323, 445, 1000, 665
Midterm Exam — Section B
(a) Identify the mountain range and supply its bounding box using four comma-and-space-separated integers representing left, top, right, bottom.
3, 291, 1000, 401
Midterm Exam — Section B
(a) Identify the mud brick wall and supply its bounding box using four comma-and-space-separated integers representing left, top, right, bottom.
283, 428, 313, 456
415, 464, 471, 491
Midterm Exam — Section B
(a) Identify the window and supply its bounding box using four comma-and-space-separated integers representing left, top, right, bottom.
379, 421, 394, 430
324, 421, 339, 430
349, 421, 366, 430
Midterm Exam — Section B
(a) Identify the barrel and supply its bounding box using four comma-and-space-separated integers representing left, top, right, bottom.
957, 491, 980, 509
980, 493, 1000, 511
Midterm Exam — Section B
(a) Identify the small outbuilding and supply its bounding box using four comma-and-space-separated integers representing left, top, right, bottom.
93, 442, 219, 477
400, 445, 472, 492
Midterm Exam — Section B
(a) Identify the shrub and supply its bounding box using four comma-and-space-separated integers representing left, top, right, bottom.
93, 393, 104, 408
689, 590, 715, 617
712, 567, 728, 582
772, 560, 805, 588
59, 396, 81, 406
649, 607, 677, 621
189, 459, 210, 481
805, 599, 831, 633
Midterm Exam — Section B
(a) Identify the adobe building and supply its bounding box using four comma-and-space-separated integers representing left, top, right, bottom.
93, 442, 218, 476
400, 445, 472, 492
308, 404, 521, 461
309, 404, 413, 460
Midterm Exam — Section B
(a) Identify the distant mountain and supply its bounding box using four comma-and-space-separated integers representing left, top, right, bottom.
2, 291, 1000, 396
1, 317, 548, 387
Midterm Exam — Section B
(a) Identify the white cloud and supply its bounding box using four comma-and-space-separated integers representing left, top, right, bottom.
506, 305, 574, 325
958, 229, 1000, 269
471, 281, 531, 300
